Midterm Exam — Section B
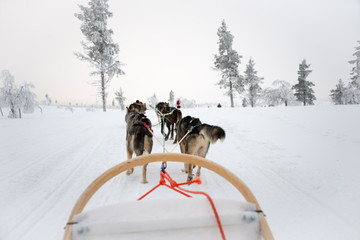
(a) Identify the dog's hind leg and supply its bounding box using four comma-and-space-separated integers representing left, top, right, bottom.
126, 136, 134, 175
187, 163, 194, 182
140, 136, 153, 184
194, 144, 209, 178
141, 149, 150, 184
170, 123, 174, 140
165, 123, 171, 141
195, 166, 201, 177
142, 163, 148, 184
182, 163, 189, 173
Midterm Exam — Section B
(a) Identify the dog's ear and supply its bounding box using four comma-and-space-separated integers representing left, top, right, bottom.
126, 107, 129, 113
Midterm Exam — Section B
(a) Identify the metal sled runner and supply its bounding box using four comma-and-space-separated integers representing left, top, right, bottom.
62, 153, 274, 240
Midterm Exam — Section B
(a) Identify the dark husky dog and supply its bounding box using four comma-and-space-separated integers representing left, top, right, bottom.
128, 100, 147, 114
158, 104, 182, 143
125, 108, 153, 183
155, 102, 168, 124
176, 116, 225, 181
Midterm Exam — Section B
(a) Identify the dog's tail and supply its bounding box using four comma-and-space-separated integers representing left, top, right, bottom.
199, 124, 226, 144
176, 109, 182, 123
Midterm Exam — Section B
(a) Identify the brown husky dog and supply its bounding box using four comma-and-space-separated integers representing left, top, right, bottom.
176, 116, 225, 181
156, 102, 182, 143
125, 108, 153, 183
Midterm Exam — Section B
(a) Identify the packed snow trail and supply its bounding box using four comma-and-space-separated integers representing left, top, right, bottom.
1, 106, 359, 240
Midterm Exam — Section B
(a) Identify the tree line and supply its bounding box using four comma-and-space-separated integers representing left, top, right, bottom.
213, 20, 359, 107
329, 41, 360, 105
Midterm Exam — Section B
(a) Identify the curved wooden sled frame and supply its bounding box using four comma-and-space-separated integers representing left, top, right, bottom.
63, 153, 274, 240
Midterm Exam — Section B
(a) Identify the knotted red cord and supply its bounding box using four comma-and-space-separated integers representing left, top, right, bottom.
137, 170, 226, 240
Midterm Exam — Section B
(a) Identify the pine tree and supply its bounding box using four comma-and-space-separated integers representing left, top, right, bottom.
75, 0, 124, 112
349, 41, 360, 88
213, 20, 243, 108
292, 59, 316, 105
168, 90, 175, 107
114, 87, 126, 110
330, 79, 346, 105
347, 41, 360, 104
244, 58, 263, 107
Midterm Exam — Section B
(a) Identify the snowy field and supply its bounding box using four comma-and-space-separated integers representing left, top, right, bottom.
1, 105, 360, 240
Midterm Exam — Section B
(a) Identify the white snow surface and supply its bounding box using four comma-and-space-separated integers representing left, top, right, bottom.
1, 105, 359, 240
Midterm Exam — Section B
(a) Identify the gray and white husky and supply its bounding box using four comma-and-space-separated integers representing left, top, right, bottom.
125, 108, 153, 183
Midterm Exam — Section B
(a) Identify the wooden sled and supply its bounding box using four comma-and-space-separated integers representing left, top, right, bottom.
62, 153, 274, 240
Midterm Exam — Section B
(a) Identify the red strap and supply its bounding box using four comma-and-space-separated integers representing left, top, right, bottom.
176, 186, 226, 240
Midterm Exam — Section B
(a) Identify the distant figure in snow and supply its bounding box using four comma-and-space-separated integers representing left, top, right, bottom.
176, 99, 181, 109
217, 103, 222, 108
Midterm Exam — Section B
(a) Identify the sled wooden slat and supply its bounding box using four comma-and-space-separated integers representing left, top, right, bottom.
63, 153, 274, 240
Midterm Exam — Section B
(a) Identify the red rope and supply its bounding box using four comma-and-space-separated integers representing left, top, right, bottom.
137, 170, 226, 240
176, 186, 226, 240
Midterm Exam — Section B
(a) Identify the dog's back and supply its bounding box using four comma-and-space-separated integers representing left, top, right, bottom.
176, 116, 225, 157
126, 109, 153, 157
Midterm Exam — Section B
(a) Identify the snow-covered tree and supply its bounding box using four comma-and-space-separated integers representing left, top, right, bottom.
330, 79, 346, 105
349, 41, 360, 89
168, 90, 175, 107
292, 59, 316, 105
347, 41, 360, 104
148, 93, 158, 107
179, 97, 197, 108
213, 20, 243, 108
263, 80, 295, 106
344, 83, 360, 104
243, 58, 263, 107
75, 0, 124, 112
20, 82, 37, 113
0, 70, 37, 118
0, 70, 20, 118
115, 87, 125, 110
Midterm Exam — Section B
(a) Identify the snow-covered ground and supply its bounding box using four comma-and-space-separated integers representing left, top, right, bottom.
1, 105, 359, 240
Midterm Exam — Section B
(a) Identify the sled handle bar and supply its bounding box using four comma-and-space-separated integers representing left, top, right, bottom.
62, 153, 274, 240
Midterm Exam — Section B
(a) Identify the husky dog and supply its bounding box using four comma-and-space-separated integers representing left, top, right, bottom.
128, 100, 147, 114
125, 108, 153, 183
155, 102, 168, 125
176, 116, 225, 181
156, 103, 182, 143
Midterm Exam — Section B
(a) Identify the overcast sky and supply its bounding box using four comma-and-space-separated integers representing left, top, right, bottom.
1, 0, 359, 106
